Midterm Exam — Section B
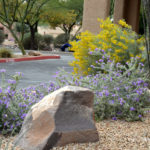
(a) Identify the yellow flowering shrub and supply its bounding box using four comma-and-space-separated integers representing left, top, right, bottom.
70, 18, 145, 75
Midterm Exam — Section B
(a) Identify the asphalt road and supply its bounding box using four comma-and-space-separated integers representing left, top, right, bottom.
0, 55, 74, 88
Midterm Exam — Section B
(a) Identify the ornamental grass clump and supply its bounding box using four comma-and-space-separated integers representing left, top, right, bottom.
70, 18, 146, 75
0, 48, 13, 58
55, 50, 150, 121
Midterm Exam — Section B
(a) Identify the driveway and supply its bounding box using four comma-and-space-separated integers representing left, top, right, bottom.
0, 54, 74, 88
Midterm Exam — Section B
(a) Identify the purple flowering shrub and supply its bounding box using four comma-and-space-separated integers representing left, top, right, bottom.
0, 70, 58, 135
0, 49, 150, 135
55, 50, 150, 121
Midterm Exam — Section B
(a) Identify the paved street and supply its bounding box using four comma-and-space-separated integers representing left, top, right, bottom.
0, 54, 74, 88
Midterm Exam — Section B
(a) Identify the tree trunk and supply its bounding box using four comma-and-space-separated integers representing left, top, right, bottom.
142, 0, 150, 71
29, 22, 38, 50
9, 27, 26, 55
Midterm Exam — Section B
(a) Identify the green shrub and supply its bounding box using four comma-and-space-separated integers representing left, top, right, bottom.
70, 18, 145, 75
43, 34, 54, 45
23, 33, 43, 50
0, 30, 5, 44
0, 48, 13, 58
56, 52, 150, 121
23, 33, 53, 50
54, 33, 69, 48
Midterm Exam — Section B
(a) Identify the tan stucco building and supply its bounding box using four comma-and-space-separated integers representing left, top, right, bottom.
82, 0, 141, 34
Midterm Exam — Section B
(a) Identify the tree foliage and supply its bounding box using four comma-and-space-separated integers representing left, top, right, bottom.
0, 0, 48, 54
42, 0, 84, 40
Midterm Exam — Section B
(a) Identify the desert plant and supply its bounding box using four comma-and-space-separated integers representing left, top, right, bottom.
55, 51, 150, 121
43, 34, 54, 45
23, 33, 53, 50
0, 48, 13, 58
54, 33, 69, 48
23, 33, 43, 50
0, 69, 58, 135
0, 30, 5, 44
0, 54, 150, 136
70, 18, 146, 75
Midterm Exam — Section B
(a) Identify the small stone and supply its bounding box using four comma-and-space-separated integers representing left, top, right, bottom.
28, 51, 42, 56
14, 86, 99, 150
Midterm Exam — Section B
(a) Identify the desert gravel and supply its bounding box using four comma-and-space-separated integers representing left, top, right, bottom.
0, 113, 150, 150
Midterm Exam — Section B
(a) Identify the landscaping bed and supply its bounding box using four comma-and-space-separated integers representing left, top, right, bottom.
0, 113, 150, 150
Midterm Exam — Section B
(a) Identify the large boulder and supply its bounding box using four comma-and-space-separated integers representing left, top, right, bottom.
14, 86, 99, 150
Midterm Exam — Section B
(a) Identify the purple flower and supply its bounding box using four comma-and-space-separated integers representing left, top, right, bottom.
138, 114, 142, 118
116, 73, 120, 77
102, 78, 106, 80
128, 72, 131, 76
15, 72, 23, 76
126, 95, 130, 99
105, 90, 109, 96
4, 121, 9, 126
112, 117, 117, 121
99, 59, 103, 62
95, 101, 99, 105
116, 63, 121, 68
110, 77, 113, 81
130, 107, 135, 111
125, 86, 129, 90
8, 79, 16, 84
102, 56, 105, 59
119, 98, 125, 105
21, 113, 27, 119
0, 99, 3, 104
0, 87, 2, 93
98, 92, 103, 97
108, 60, 112, 63
112, 94, 116, 97
90, 65, 95, 68
139, 63, 144, 67
132, 82, 136, 86
135, 97, 140, 101
101, 50, 105, 53
104, 86, 108, 89
109, 100, 114, 105
95, 48, 98, 51
0, 69, 6, 73
117, 111, 122, 115
89, 51, 93, 55
10, 124, 13, 129
136, 88, 143, 95
144, 83, 148, 87
114, 87, 120, 91
5, 86, 11, 93
137, 80, 143, 85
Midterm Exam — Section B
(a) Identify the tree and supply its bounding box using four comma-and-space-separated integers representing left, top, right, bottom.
24, 0, 49, 50
142, 0, 150, 71
0, 0, 48, 54
43, 0, 84, 40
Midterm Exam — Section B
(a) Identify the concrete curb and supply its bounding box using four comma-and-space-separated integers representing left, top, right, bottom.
0, 55, 60, 63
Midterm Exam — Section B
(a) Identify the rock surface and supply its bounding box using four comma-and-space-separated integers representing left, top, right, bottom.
14, 86, 99, 150
28, 51, 42, 56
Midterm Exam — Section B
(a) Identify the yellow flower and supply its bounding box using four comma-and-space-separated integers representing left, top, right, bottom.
119, 20, 131, 29
70, 18, 145, 75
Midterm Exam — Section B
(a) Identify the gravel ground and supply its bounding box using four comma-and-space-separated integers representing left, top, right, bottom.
0, 113, 150, 150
